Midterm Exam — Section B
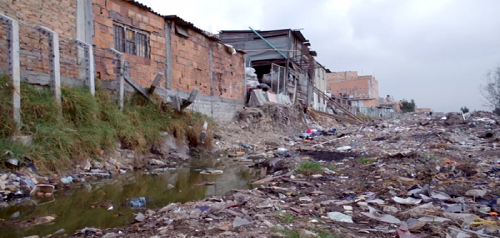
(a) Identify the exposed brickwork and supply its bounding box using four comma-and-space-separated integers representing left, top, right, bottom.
170, 23, 211, 94
327, 71, 380, 107
0, 0, 79, 78
169, 22, 244, 100
0, 0, 245, 103
93, 0, 166, 87
212, 43, 244, 100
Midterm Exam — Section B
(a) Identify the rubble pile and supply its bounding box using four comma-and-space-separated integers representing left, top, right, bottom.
0, 134, 190, 204
215, 103, 338, 152
74, 111, 500, 237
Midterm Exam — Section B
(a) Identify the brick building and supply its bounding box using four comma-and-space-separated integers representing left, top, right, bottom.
0, 0, 246, 120
0, 0, 80, 82
327, 71, 379, 107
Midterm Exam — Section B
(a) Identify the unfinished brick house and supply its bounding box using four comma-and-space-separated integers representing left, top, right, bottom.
0, 0, 246, 120
327, 71, 380, 107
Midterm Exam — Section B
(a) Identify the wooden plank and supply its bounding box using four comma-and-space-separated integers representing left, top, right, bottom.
148, 72, 164, 94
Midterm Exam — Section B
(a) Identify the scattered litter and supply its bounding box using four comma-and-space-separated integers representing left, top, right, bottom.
60, 176, 74, 184
233, 217, 251, 227
393, 196, 422, 205
196, 206, 210, 212
383, 206, 399, 214
465, 189, 488, 198
336, 146, 352, 151
343, 205, 353, 211
277, 148, 288, 153
361, 206, 401, 224
200, 170, 223, 175
444, 204, 463, 213
134, 212, 145, 222
430, 191, 452, 201
367, 199, 385, 205
10, 211, 20, 218
7, 158, 19, 166
397, 222, 426, 238
327, 212, 353, 223
299, 196, 312, 202
130, 197, 146, 208
418, 216, 450, 223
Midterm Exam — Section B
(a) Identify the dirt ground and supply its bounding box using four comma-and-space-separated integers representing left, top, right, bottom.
5, 104, 500, 238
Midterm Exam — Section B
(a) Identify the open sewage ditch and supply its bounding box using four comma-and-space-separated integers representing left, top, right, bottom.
0, 158, 259, 238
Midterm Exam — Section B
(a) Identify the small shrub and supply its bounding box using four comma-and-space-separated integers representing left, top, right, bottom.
297, 161, 324, 175
358, 158, 376, 164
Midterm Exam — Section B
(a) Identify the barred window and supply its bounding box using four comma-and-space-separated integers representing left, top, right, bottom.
113, 23, 150, 58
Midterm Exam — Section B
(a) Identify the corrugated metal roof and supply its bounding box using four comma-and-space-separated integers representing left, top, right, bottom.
220, 29, 308, 43
123, 0, 163, 16
123, 0, 220, 41
164, 15, 220, 41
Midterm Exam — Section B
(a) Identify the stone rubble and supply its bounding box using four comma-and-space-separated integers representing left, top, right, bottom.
64, 110, 500, 237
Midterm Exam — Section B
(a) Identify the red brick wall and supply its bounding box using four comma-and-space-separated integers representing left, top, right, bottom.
0, 0, 245, 101
170, 23, 211, 94
170, 21, 244, 100
212, 43, 244, 100
0, 0, 79, 78
93, 0, 166, 87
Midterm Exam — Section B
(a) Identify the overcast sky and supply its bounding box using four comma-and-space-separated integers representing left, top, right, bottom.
137, 0, 500, 112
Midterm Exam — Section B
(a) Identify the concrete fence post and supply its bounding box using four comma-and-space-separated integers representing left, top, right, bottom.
72, 39, 95, 96
108, 48, 125, 111
0, 14, 21, 135
35, 26, 62, 118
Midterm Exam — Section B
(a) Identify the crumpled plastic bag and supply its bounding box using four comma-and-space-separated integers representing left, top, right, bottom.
397, 222, 426, 238
361, 206, 401, 224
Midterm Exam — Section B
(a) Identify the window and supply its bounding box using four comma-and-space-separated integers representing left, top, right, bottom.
175, 25, 189, 38
113, 23, 150, 58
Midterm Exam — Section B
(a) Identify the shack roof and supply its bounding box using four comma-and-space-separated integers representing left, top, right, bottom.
219, 29, 308, 43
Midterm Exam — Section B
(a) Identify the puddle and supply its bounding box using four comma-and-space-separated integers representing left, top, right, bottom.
0, 161, 258, 238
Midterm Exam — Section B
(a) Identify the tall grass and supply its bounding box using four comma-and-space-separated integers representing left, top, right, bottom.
0, 75, 213, 173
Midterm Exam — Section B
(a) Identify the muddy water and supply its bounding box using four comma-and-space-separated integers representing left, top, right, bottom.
0, 160, 258, 238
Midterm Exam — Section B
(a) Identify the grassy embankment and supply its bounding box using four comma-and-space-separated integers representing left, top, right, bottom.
0, 75, 212, 173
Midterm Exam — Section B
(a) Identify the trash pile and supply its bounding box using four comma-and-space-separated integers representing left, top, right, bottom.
0, 132, 192, 207
72, 111, 500, 238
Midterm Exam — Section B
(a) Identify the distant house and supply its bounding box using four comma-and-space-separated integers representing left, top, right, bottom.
312, 61, 328, 111
327, 71, 379, 107
219, 29, 317, 105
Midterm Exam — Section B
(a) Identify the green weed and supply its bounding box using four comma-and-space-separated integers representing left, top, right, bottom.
326, 164, 339, 172
273, 227, 339, 238
358, 157, 376, 164
297, 161, 324, 175
275, 213, 298, 223
273, 228, 300, 238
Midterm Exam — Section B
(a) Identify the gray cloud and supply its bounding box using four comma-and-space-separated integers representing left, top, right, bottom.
137, 0, 500, 112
